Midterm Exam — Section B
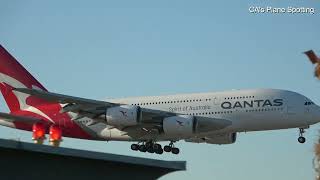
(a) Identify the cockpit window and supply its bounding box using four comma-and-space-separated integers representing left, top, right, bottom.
304, 101, 314, 105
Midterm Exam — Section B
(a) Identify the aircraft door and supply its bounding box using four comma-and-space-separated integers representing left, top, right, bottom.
213, 97, 220, 105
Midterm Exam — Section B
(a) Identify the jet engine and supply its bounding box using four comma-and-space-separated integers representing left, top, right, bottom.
163, 115, 195, 137
106, 105, 141, 127
163, 115, 231, 138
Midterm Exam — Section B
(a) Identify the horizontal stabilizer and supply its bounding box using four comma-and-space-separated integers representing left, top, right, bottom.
0, 112, 42, 124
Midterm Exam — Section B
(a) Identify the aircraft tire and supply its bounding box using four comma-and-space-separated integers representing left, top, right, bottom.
131, 144, 139, 151
164, 145, 172, 152
156, 148, 164, 155
171, 148, 180, 155
298, 136, 306, 143
139, 145, 147, 152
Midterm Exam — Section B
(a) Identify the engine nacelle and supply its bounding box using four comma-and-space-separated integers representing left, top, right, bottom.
205, 133, 237, 144
163, 115, 230, 138
106, 105, 141, 127
163, 115, 195, 138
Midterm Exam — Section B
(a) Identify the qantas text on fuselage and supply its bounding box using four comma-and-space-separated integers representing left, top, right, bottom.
221, 99, 283, 109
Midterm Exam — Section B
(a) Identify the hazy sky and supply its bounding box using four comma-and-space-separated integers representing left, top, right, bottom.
0, 1, 320, 179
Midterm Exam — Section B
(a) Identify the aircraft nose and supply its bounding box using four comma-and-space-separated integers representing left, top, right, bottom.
310, 105, 320, 125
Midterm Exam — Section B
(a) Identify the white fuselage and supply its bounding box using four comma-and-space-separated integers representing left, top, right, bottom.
76, 89, 320, 141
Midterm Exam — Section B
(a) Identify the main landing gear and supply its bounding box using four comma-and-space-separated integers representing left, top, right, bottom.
163, 141, 180, 155
131, 141, 180, 155
298, 128, 306, 144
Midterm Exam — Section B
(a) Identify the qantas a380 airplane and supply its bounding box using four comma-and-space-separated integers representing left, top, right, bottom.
0, 45, 319, 155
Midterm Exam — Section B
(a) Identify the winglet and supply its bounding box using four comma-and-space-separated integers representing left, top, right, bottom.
304, 50, 320, 64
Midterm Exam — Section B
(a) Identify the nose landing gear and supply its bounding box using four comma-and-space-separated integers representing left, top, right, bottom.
298, 128, 306, 144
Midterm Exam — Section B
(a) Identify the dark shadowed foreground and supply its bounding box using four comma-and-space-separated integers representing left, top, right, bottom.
0, 138, 186, 180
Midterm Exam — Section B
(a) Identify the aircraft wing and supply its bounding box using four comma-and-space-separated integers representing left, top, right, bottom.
0, 112, 42, 124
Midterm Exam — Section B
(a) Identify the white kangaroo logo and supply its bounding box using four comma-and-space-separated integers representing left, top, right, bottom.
0, 73, 54, 123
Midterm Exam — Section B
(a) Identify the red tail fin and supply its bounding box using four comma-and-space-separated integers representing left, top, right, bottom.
0, 45, 48, 112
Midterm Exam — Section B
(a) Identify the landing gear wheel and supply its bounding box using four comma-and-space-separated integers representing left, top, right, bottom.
147, 147, 155, 153
156, 148, 164, 155
298, 136, 306, 144
153, 144, 162, 151
171, 148, 180, 155
164, 145, 172, 152
131, 144, 139, 151
135, 141, 166, 154
145, 141, 153, 148
139, 145, 147, 152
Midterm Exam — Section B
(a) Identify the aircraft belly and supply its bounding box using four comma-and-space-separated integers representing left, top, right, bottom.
234, 112, 290, 131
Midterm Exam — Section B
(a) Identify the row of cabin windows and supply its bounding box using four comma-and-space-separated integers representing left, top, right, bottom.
132, 98, 212, 106
245, 107, 284, 113
224, 96, 255, 100
186, 111, 233, 116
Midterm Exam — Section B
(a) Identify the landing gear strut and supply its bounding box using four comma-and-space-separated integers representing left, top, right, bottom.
130, 141, 179, 155
298, 128, 306, 144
